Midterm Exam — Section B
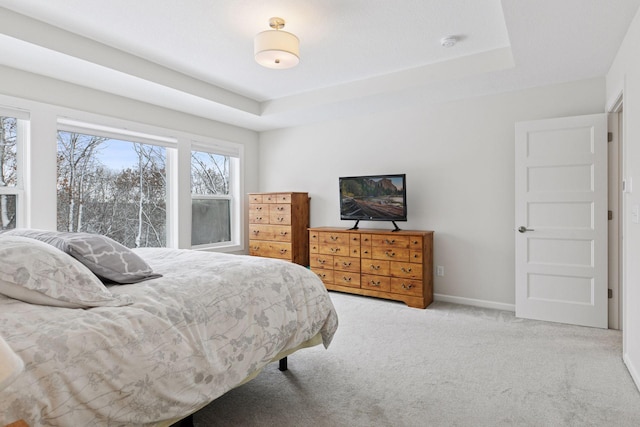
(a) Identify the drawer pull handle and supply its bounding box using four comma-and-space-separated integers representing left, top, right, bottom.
279, 249, 288, 254
342, 262, 351, 267
277, 217, 285, 222
385, 239, 396, 245
280, 231, 288, 236
277, 206, 284, 211
330, 236, 339, 241
330, 248, 340, 253
255, 217, 262, 221
402, 283, 414, 290
311, 234, 317, 239
370, 264, 381, 271
318, 273, 326, 278
252, 230, 260, 235
318, 259, 326, 264
385, 251, 395, 258
370, 280, 381, 287
256, 206, 262, 211
401, 267, 413, 273
343, 276, 352, 282
253, 246, 260, 251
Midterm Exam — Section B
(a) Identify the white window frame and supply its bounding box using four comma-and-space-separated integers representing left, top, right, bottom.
56, 118, 177, 247
0, 107, 29, 229
190, 139, 243, 251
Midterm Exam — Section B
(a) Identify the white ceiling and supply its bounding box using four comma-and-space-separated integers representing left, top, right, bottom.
0, 0, 638, 131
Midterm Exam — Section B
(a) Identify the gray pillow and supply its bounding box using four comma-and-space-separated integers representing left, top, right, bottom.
0, 229, 161, 284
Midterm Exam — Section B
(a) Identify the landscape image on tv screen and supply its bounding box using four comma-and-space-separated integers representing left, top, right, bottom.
340, 175, 406, 221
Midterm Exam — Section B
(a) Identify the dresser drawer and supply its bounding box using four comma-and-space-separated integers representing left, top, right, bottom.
361, 259, 390, 276
361, 274, 391, 292
371, 235, 410, 248
391, 278, 423, 297
319, 232, 350, 246
312, 268, 334, 284
371, 246, 410, 262
276, 193, 292, 203
248, 194, 263, 203
249, 224, 292, 242
310, 254, 333, 269
410, 250, 423, 263
263, 193, 278, 203
409, 236, 423, 249
249, 241, 292, 260
333, 271, 360, 288
319, 242, 349, 256
390, 262, 423, 280
333, 256, 360, 273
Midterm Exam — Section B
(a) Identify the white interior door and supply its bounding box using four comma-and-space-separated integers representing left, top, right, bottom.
515, 114, 608, 328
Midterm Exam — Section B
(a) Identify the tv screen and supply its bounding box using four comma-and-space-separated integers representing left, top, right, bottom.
339, 174, 407, 228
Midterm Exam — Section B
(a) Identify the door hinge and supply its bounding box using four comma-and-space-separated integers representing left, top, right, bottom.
608, 289, 613, 299
608, 210, 613, 220
608, 132, 613, 142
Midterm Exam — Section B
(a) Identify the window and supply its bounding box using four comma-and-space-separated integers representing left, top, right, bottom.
56, 127, 168, 248
190, 146, 239, 248
0, 111, 27, 230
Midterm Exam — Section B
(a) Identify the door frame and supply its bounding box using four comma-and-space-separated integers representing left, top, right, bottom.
608, 91, 624, 331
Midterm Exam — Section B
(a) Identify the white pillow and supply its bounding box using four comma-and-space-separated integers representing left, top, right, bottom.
0, 236, 133, 308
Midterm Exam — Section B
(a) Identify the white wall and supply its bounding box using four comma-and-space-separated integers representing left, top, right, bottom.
259, 78, 605, 310
606, 7, 640, 390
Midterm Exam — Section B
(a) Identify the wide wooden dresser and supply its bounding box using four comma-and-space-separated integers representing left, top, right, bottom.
309, 227, 434, 308
248, 192, 310, 266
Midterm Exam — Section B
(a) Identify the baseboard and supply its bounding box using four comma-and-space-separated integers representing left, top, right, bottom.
623, 352, 640, 392
433, 293, 515, 312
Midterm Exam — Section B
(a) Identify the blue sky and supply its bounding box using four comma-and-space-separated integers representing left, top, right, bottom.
98, 139, 137, 170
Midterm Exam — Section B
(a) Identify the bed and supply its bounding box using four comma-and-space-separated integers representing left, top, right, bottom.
0, 231, 338, 426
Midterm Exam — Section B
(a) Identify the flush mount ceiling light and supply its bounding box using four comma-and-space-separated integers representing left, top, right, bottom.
254, 17, 300, 69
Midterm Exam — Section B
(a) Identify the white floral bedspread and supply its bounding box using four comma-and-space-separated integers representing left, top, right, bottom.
0, 249, 338, 426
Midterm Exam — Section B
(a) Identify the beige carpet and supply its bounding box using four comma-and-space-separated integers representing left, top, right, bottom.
193, 291, 640, 426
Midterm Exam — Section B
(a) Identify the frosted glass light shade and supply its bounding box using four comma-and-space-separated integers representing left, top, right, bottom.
0, 335, 23, 391
254, 29, 300, 69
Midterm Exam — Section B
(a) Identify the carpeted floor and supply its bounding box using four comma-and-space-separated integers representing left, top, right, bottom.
193, 291, 640, 426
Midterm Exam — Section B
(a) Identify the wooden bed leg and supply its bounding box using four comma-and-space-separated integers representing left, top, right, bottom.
278, 357, 288, 371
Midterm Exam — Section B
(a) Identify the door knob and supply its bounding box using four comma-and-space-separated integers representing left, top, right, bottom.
518, 226, 534, 233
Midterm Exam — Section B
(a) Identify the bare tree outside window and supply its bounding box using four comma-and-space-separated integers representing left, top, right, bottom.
57, 131, 166, 248
191, 150, 231, 246
0, 116, 18, 230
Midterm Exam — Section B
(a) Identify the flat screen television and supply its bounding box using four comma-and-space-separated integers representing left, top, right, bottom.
339, 174, 407, 231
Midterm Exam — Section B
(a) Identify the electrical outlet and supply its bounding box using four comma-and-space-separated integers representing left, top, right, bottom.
436, 266, 445, 277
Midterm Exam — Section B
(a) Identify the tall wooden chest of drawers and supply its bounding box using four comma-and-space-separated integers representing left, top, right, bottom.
248, 192, 310, 266
309, 227, 433, 308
